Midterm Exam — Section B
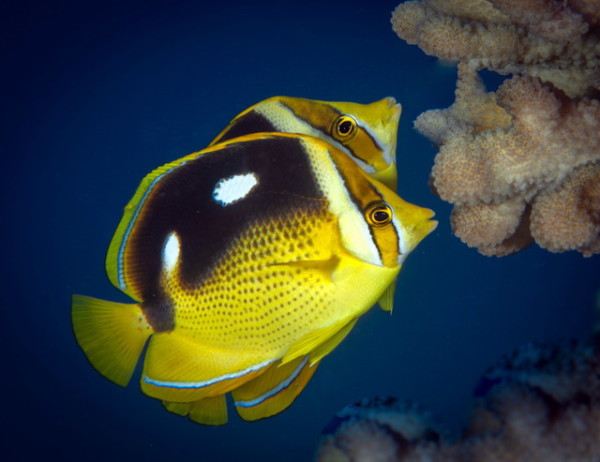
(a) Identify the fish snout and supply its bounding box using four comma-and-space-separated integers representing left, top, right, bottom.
396, 206, 437, 265
382, 97, 402, 120
383, 96, 397, 107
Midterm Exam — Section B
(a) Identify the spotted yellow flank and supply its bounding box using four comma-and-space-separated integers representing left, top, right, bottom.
72, 113, 435, 426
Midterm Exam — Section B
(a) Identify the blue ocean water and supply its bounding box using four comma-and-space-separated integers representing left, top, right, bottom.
2, 1, 598, 460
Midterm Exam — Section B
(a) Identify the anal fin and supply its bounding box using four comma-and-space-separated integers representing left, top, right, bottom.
71, 294, 152, 386
141, 332, 272, 402
232, 356, 318, 421
163, 395, 228, 426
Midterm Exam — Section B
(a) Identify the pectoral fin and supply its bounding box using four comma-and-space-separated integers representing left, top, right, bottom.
269, 255, 340, 284
377, 282, 396, 313
309, 318, 358, 365
281, 318, 352, 365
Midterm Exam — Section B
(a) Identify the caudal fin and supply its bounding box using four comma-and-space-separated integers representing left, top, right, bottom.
71, 294, 153, 386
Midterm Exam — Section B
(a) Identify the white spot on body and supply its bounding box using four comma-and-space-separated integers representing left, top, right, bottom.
162, 232, 180, 273
213, 172, 258, 206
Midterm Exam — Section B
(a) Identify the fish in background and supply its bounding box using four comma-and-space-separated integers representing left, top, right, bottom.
72, 101, 435, 425
211, 96, 401, 191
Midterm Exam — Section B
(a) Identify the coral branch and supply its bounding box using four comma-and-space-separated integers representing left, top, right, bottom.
392, 0, 600, 256
316, 339, 600, 461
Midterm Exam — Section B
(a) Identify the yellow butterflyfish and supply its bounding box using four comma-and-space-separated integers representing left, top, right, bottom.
72, 132, 435, 426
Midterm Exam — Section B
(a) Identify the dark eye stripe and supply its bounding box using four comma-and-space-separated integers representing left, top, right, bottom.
344, 122, 383, 163
323, 148, 391, 265
277, 103, 373, 166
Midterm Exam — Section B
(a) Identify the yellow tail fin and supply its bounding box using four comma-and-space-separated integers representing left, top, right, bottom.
71, 294, 153, 386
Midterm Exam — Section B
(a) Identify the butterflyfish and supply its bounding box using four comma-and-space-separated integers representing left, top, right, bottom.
211, 96, 401, 190
72, 132, 436, 425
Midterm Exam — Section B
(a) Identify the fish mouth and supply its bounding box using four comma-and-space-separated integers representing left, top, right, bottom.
383, 96, 402, 117
383, 96, 397, 107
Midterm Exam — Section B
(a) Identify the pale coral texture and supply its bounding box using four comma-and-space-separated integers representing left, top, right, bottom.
392, 0, 600, 256
316, 340, 600, 461
532, 163, 600, 255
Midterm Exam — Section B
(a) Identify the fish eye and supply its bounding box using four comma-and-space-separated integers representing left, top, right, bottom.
365, 202, 393, 227
331, 115, 357, 142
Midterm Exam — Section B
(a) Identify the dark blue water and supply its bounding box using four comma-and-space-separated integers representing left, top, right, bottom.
3, 1, 598, 460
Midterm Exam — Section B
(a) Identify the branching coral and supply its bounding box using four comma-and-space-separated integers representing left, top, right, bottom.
315, 339, 600, 461
392, 0, 599, 97
316, 398, 452, 462
391, 0, 600, 256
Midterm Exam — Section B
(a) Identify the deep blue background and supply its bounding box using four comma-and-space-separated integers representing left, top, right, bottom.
2, 1, 598, 460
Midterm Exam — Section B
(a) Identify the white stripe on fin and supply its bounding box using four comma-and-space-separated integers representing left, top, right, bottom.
234, 357, 309, 408
162, 231, 180, 273
213, 172, 258, 206
142, 358, 275, 389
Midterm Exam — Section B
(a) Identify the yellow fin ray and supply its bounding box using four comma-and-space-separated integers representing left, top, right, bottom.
270, 255, 339, 284
281, 318, 351, 365
71, 295, 152, 386
232, 356, 318, 421
141, 332, 272, 402
309, 318, 358, 365
163, 395, 228, 426
377, 282, 396, 313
